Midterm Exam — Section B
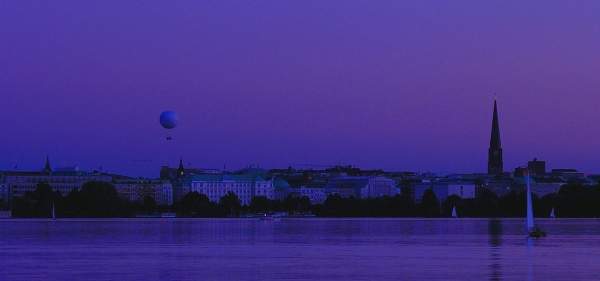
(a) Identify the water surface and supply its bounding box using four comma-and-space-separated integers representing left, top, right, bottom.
1, 218, 598, 280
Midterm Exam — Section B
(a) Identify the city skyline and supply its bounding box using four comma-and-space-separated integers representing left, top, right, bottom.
1, 1, 599, 177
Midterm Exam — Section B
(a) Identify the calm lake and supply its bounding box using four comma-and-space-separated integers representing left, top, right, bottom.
1, 218, 599, 280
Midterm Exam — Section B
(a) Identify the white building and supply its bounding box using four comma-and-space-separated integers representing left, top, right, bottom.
532, 177, 565, 197
324, 176, 400, 199
113, 179, 173, 206
189, 174, 274, 205
299, 186, 328, 204
414, 181, 476, 204
284, 186, 328, 204
483, 178, 512, 197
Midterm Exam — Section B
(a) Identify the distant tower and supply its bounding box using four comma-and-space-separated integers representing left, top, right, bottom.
488, 95, 503, 175
43, 155, 52, 173
177, 157, 185, 179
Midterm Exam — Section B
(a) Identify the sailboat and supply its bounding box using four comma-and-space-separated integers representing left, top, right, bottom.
451, 206, 457, 218
52, 202, 56, 220
526, 175, 546, 237
550, 207, 555, 218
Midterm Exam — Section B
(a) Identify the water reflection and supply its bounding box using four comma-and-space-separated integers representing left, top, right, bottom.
526, 237, 533, 281
488, 219, 502, 281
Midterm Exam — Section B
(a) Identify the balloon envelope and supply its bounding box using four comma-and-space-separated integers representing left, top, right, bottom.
159, 111, 178, 129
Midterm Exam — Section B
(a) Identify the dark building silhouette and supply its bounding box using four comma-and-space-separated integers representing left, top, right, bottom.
527, 158, 546, 175
177, 157, 185, 179
514, 166, 528, 177
160, 157, 195, 180
43, 155, 52, 173
159, 158, 219, 181
488, 96, 503, 175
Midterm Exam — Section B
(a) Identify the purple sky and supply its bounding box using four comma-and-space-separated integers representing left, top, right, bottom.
1, 1, 599, 177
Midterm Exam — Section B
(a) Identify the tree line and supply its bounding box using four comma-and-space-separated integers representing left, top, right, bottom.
7, 181, 600, 218
8, 181, 318, 218
406, 183, 600, 218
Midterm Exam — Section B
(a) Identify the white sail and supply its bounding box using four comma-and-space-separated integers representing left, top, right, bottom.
526, 176, 534, 232
452, 206, 457, 218
550, 207, 555, 218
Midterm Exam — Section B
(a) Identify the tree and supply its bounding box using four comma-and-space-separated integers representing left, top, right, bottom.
498, 191, 519, 217
52, 190, 63, 217
179, 191, 213, 217
311, 203, 327, 217
272, 199, 284, 213
389, 194, 416, 217
32, 182, 54, 217
281, 195, 313, 215
0, 199, 9, 212
324, 193, 344, 217
11, 196, 35, 217
142, 195, 157, 213
282, 194, 299, 214
220, 191, 241, 217
299, 196, 312, 214
349, 197, 368, 217
64, 186, 83, 217
556, 183, 600, 217
249, 196, 272, 214
420, 189, 439, 217
79, 181, 122, 218
441, 194, 462, 217
478, 188, 499, 217
33, 182, 53, 202
369, 196, 391, 217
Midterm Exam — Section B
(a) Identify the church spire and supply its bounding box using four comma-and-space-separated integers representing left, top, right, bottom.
177, 157, 185, 178
43, 155, 52, 173
488, 95, 503, 175
490, 96, 501, 149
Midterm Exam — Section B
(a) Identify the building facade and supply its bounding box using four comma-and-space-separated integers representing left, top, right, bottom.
510, 177, 537, 195
324, 176, 400, 199
4, 169, 112, 198
483, 178, 512, 197
533, 177, 565, 197
172, 182, 191, 202
189, 174, 274, 205
550, 169, 585, 179
113, 179, 173, 206
284, 186, 328, 204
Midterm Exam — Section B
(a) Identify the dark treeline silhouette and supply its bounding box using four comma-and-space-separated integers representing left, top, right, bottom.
11, 182, 319, 218
9, 182, 600, 218
13, 181, 126, 218
318, 194, 417, 217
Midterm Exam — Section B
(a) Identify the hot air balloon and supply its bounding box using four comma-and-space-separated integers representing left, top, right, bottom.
160, 111, 178, 140
160, 111, 178, 129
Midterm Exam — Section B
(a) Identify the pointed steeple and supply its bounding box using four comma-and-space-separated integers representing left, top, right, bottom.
43, 155, 52, 173
490, 95, 501, 149
177, 157, 185, 178
488, 95, 503, 175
